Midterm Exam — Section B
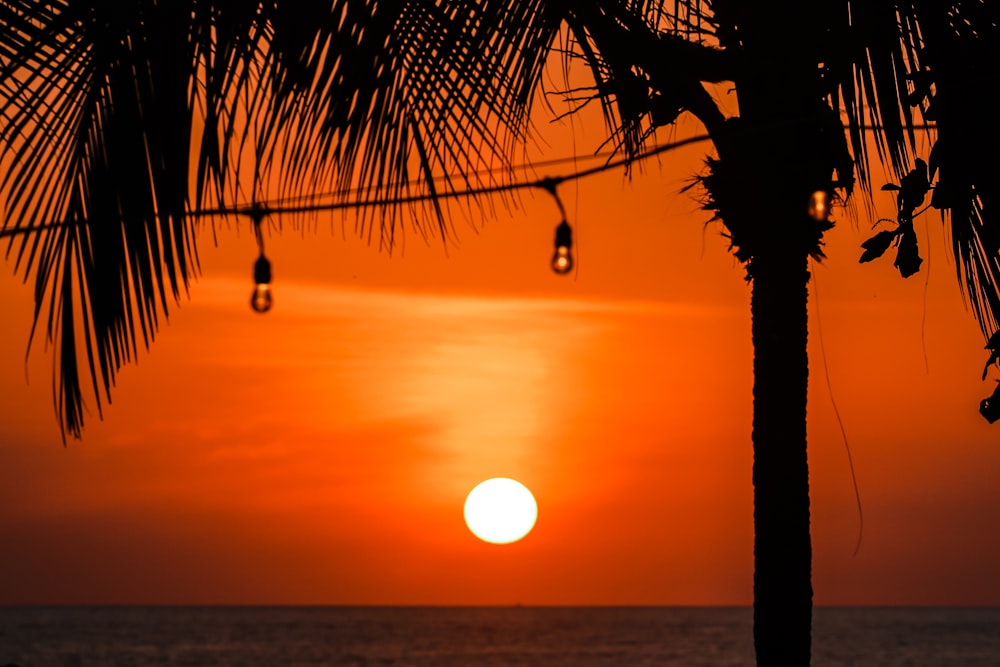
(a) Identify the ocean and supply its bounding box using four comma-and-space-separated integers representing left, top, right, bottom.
1, 606, 997, 666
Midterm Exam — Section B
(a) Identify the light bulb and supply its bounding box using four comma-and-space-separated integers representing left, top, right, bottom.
551, 245, 573, 274
808, 190, 831, 222
551, 220, 574, 275
250, 284, 272, 313
250, 254, 273, 313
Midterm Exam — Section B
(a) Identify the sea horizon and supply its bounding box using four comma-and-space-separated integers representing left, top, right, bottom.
4, 605, 999, 666
3, 602, 998, 608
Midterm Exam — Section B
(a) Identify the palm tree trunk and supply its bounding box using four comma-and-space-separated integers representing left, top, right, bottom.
750, 247, 812, 666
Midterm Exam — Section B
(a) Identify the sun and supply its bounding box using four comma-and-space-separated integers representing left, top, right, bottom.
463, 478, 538, 544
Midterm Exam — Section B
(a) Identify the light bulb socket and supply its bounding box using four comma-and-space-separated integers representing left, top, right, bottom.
554, 220, 573, 249
253, 254, 272, 284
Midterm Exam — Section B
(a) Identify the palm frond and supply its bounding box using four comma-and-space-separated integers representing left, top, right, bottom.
7, 0, 998, 438
829, 0, 1000, 348
1, 1, 268, 438
827, 0, 918, 188
253, 1, 568, 236
0, 0, 579, 438
904, 0, 1000, 336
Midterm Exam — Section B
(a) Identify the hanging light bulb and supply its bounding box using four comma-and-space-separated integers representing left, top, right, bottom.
250, 254, 272, 313
808, 190, 831, 222
551, 220, 574, 275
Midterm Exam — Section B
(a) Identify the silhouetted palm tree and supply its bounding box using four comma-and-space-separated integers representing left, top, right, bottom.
2, 2, 998, 665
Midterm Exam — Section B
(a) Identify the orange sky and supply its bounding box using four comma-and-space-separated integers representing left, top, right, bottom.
2, 106, 1000, 606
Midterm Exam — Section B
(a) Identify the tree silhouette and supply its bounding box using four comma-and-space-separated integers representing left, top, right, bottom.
2, 2, 998, 665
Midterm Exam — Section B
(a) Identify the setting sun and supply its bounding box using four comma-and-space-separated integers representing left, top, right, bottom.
463, 478, 538, 544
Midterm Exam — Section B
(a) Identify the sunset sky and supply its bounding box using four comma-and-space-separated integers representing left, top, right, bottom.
2, 102, 999, 606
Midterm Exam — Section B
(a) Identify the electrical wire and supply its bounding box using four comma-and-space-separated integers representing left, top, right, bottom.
1, 121, 940, 238
196, 134, 711, 219
0, 135, 711, 238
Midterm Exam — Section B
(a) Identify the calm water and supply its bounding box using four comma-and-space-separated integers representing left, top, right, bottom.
1, 606, 998, 666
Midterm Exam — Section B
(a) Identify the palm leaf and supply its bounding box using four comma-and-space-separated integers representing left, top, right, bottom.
0, 0, 582, 437
5, 0, 1000, 437
1, 1, 268, 438
904, 0, 1000, 336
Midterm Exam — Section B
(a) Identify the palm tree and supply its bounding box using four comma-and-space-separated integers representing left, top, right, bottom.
2, 2, 998, 665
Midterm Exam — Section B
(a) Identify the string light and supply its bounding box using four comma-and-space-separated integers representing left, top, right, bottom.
539, 178, 576, 276
808, 190, 832, 222
551, 220, 574, 274
250, 209, 273, 313
250, 254, 272, 313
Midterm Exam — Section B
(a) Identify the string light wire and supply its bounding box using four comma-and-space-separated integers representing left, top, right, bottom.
0, 135, 711, 238
1, 122, 939, 238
